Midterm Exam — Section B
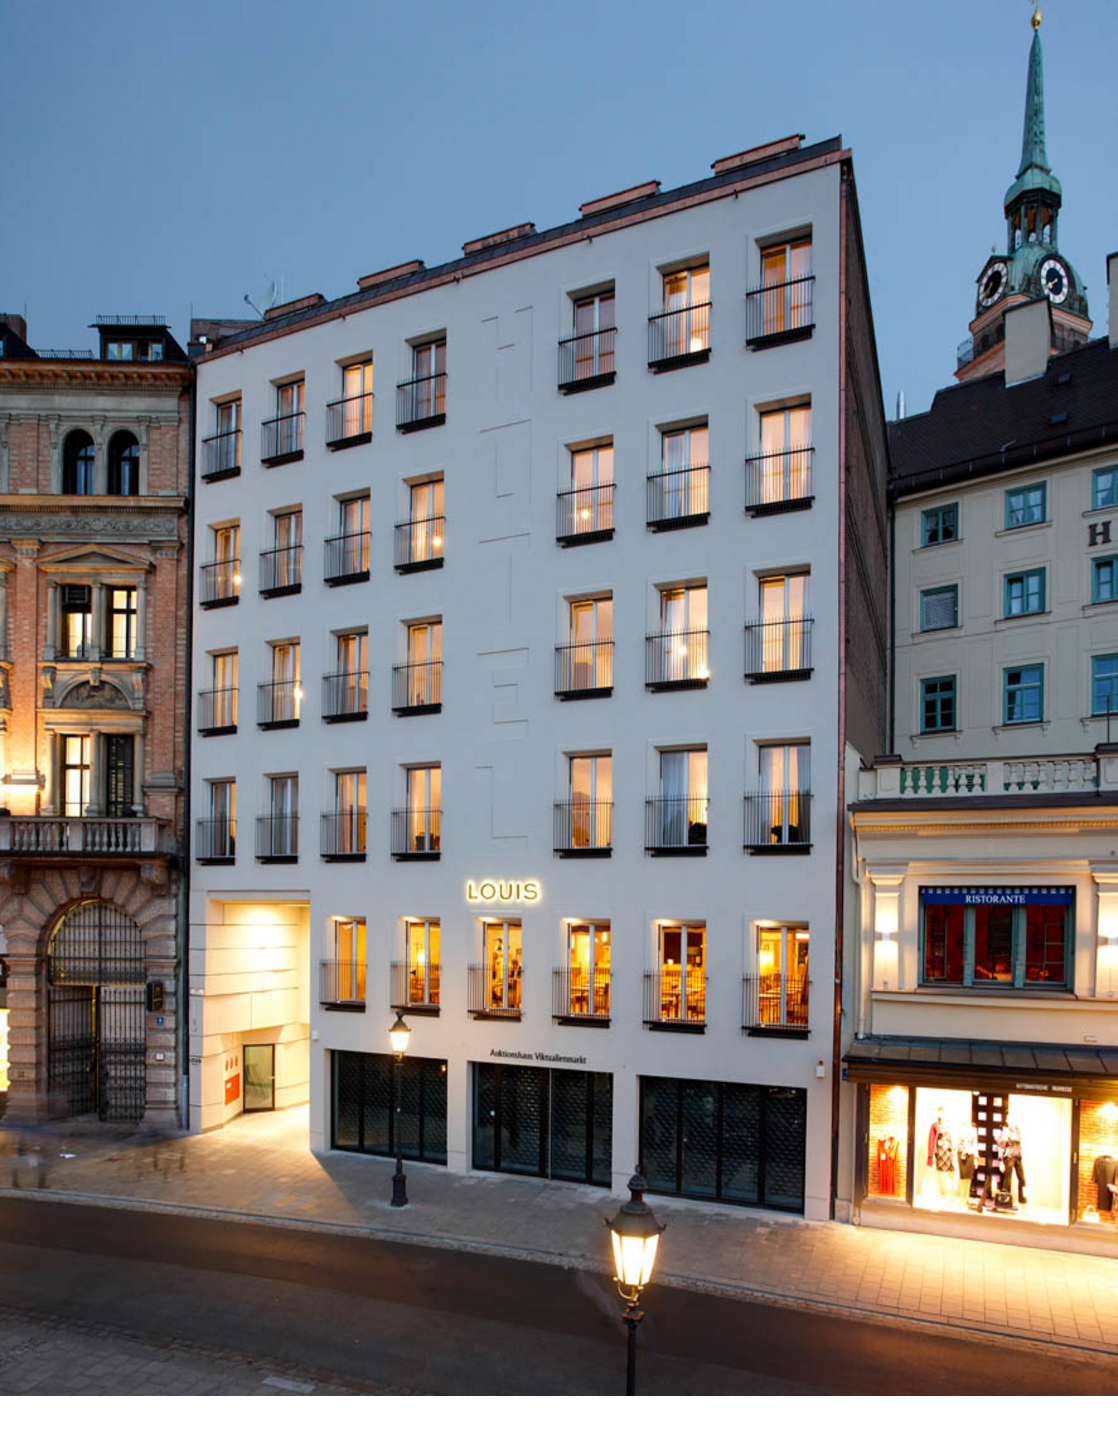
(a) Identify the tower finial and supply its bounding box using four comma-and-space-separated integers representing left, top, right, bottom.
1031, 4, 1042, 30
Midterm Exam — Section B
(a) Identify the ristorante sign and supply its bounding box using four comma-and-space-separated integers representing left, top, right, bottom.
465, 879, 542, 904
920, 886, 1075, 906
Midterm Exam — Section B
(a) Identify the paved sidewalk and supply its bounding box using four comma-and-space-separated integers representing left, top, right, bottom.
6, 1107, 1118, 1358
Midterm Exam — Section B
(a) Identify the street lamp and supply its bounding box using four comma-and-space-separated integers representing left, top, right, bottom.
605, 1170, 664, 1395
388, 1009, 411, 1207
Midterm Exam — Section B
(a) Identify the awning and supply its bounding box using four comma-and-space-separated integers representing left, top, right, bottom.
843, 1035, 1118, 1098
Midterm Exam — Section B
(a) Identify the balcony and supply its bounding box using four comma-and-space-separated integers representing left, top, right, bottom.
552, 967, 610, 1026
742, 974, 810, 1037
391, 807, 441, 861
261, 412, 304, 466
390, 962, 440, 1015
553, 800, 612, 857
200, 429, 241, 481
324, 532, 370, 586
556, 485, 615, 546
195, 819, 235, 864
467, 964, 521, 1021
321, 960, 366, 1010
394, 516, 444, 572
557, 327, 617, 393
196, 687, 238, 735
392, 661, 442, 715
396, 373, 446, 432
643, 968, 706, 1030
744, 618, 814, 682
857, 752, 1116, 801
325, 393, 373, 449
259, 544, 302, 598
554, 640, 613, 700
645, 796, 708, 855
646, 466, 710, 531
322, 670, 368, 723
255, 814, 298, 864
745, 276, 815, 348
645, 629, 709, 691
257, 680, 300, 729
320, 809, 366, 862
745, 448, 814, 515
744, 792, 812, 853
648, 303, 711, 371
0, 814, 175, 858
198, 559, 240, 608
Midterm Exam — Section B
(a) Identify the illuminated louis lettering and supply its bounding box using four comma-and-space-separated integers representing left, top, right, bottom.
465, 879, 543, 904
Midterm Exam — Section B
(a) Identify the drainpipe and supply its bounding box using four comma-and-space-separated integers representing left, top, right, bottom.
180, 363, 196, 1127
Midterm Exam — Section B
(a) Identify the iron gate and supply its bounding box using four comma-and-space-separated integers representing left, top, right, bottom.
47, 901, 146, 1122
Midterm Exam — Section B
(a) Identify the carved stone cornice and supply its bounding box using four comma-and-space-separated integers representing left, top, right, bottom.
0, 361, 190, 393
0, 494, 184, 542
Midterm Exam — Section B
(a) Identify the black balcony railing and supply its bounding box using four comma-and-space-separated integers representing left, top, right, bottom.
745, 276, 815, 347
322, 670, 368, 722
645, 796, 709, 853
392, 661, 442, 714
321, 960, 366, 1008
196, 687, 238, 734
744, 791, 812, 851
390, 961, 440, 1013
257, 679, 301, 728
745, 447, 814, 514
557, 326, 617, 392
648, 302, 711, 369
259, 544, 302, 596
743, 618, 814, 681
195, 818, 235, 863
201, 429, 241, 480
742, 974, 810, 1033
553, 800, 612, 856
646, 466, 710, 530
556, 484, 615, 545
320, 809, 367, 861
255, 813, 298, 862
325, 393, 373, 448
199, 559, 240, 607
396, 373, 446, 431
643, 968, 706, 1027
468, 964, 521, 1020
391, 807, 441, 859
554, 640, 613, 698
645, 629, 710, 690
552, 967, 611, 1024
323, 531, 370, 585
261, 412, 304, 464
394, 516, 445, 570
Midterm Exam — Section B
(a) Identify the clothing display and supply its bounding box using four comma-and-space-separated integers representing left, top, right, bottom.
877, 1135, 899, 1196
928, 1117, 955, 1172
979, 1123, 1026, 1209
957, 1124, 978, 1190
1091, 1154, 1118, 1213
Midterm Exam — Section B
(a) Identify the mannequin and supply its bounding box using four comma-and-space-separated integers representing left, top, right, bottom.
927, 1106, 956, 1199
956, 1121, 979, 1203
877, 1134, 899, 1195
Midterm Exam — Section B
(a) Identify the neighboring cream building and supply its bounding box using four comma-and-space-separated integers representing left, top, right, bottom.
187, 131, 890, 1220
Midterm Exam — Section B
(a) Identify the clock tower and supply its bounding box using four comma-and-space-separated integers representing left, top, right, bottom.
956, 7, 1091, 381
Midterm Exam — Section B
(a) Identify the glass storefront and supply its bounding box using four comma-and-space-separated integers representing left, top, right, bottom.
333, 1050, 448, 1165
472, 1062, 612, 1186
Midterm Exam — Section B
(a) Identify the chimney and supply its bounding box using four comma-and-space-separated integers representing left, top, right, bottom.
0, 314, 27, 343
1004, 297, 1051, 387
1109, 250, 1117, 349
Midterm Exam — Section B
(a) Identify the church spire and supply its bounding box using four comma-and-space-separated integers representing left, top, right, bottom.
1017, 11, 1049, 179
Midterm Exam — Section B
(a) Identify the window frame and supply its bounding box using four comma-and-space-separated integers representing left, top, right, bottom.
920, 502, 959, 547
919, 891, 1073, 991
919, 674, 957, 734
106, 586, 139, 659
919, 584, 959, 632
405, 918, 440, 1008
1091, 467, 1117, 512
1003, 567, 1046, 618
1003, 663, 1044, 725
1091, 654, 1118, 718
1091, 556, 1117, 605
333, 918, 367, 1004
1004, 481, 1047, 529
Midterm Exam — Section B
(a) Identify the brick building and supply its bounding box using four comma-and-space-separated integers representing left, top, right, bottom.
0, 313, 191, 1124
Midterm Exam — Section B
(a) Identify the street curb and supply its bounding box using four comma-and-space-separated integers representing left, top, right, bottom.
6, 1185, 1118, 1365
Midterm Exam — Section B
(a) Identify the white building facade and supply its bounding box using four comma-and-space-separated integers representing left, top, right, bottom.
188, 133, 888, 1219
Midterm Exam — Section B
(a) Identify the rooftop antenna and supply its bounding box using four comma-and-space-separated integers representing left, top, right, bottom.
244, 277, 279, 319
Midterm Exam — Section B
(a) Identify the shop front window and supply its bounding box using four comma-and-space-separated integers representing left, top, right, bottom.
920, 887, 1072, 989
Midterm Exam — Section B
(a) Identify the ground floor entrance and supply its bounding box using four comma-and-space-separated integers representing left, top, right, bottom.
332, 1050, 448, 1164
472, 1062, 612, 1186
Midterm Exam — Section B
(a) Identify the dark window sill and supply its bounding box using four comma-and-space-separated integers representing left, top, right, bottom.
745, 844, 812, 855
557, 529, 614, 548
258, 855, 298, 865
199, 597, 238, 610
471, 1012, 521, 1022
393, 852, 441, 862
321, 1002, 366, 1012
647, 513, 709, 533
392, 703, 441, 717
258, 720, 299, 731
397, 1004, 440, 1016
323, 711, 367, 724
558, 372, 615, 395
325, 571, 370, 587
326, 432, 372, 452
555, 687, 612, 701
397, 414, 446, 435
197, 856, 235, 865
649, 349, 710, 374
745, 668, 813, 684
646, 679, 709, 693
395, 558, 444, 575
746, 324, 814, 351
202, 466, 241, 483
646, 1021, 706, 1034
646, 846, 708, 858
321, 853, 367, 864
259, 584, 302, 600
745, 1025, 810, 1040
555, 848, 612, 859
261, 450, 303, 468
197, 726, 237, 737
556, 1015, 610, 1028
746, 497, 814, 518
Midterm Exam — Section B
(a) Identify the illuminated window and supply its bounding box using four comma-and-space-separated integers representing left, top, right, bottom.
567, 922, 610, 1017
760, 238, 812, 336
107, 587, 138, 659
484, 920, 522, 1012
756, 925, 809, 1028
62, 430, 95, 495
657, 923, 705, 1023
660, 264, 710, 356
332, 919, 366, 1004
61, 734, 91, 816
406, 920, 440, 1008
921, 889, 1070, 988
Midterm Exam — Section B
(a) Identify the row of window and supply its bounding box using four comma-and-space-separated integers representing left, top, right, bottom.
321, 913, 809, 1033
919, 467, 1118, 548
918, 656, 1118, 732
60, 429, 140, 496
918, 556, 1117, 632
52, 584, 139, 660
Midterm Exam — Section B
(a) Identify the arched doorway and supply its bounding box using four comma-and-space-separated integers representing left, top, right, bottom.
47, 901, 146, 1122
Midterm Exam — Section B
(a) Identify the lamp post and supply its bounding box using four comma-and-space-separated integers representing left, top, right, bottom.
605, 1170, 664, 1396
388, 1009, 411, 1207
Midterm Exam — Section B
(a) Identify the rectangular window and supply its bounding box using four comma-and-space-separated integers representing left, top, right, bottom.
331, 770, 367, 856
484, 920, 522, 1012
660, 264, 710, 356
657, 923, 706, 1024
920, 888, 1071, 989
566, 922, 610, 1018
205, 651, 238, 730
205, 523, 240, 603
410, 337, 446, 420
333, 1050, 447, 1165
1004, 568, 1045, 617
756, 573, 810, 673
265, 775, 298, 858
60, 584, 92, 659
920, 585, 958, 631
340, 361, 373, 438
565, 443, 614, 537
406, 478, 444, 562
328, 632, 368, 719
107, 587, 138, 659
921, 503, 958, 546
264, 510, 302, 593
1003, 664, 1043, 724
1005, 482, 1046, 529
406, 920, 440, 1008
61, 734, 91, 816
561, 595, 613, 693
337, 496, 370, 577
570, 291, 615, 381
653, 425, 709, 523
206, 779, 236, 859
1092, 655, 1118, 717
920, 676, 957, 733
755, 925, 810, 1029
104, 734, 135, 817
214, 399, 241, 471
755, 405, 812, 506
654, 583, 709, 684
332, 919, 366, 1004
759, 239, 812, 335
567, 753, 612, 850
404, 766, 441, 854
1092, 556, 1117, 604
1092, 468, 1117, 511
654, 749, 708, 849
755, 743, 810, 846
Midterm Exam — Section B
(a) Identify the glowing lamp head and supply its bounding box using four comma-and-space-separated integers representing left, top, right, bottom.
433, 534, 442, 547
606, 1172, 663, 1294
232, 572, 242, 588
389, 1009, 411, 1056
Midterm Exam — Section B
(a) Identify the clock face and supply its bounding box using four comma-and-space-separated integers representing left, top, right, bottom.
978, 261, 1008, 308
1039, 257, 1070, 304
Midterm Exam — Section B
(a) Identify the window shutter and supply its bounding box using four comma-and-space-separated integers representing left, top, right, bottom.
61, 584, 91, 611
922, 589, 956, 630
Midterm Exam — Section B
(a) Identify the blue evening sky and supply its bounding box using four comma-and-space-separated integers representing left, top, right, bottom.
3, 0, 1115, 416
